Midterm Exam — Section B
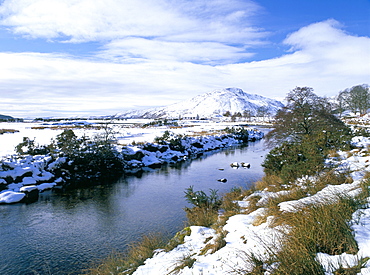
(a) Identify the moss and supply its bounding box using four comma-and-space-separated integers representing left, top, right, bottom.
165, 227, 191, 251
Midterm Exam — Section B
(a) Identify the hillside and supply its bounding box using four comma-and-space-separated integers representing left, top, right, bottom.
117, 88, 284, 119
0, 114, 14, 120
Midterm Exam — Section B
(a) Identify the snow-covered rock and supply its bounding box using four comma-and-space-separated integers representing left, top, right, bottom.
0, 190, 26, 204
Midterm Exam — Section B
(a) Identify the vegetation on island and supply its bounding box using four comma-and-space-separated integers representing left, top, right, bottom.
5, 122, 255, 190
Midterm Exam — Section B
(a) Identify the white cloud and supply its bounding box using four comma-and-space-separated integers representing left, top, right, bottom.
0, 0, 262, 42
220, 20, 370, 96
0, 0, 264, 65
0, 13, 369, 117
99, 38, 256, 64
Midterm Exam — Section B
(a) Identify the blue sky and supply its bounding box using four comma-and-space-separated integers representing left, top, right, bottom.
0, 0, 369, 118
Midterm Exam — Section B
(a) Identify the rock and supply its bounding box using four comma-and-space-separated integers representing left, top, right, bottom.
230, 162, 239, 168
20, 188, 39, 203
240, 162, 251, 168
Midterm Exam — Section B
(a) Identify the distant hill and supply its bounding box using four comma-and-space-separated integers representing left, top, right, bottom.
117, 88, 284, 119
0, 114, 15, 120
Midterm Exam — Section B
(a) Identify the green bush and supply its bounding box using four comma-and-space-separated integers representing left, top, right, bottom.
223, 127, 249, 142
184, 186, 222, 227
184, 186, 222, 210
154, 131, 185, 152
262, 138, 326, 183
15, 129, 124, 186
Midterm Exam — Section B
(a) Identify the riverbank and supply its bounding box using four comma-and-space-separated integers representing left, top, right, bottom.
0, 125, 264, 204
90, 135, 370, 274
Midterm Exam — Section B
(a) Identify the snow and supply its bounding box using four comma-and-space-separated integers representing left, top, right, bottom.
278, 182, 362, 213
117, 88, 284, 119
0, 190, 25, 204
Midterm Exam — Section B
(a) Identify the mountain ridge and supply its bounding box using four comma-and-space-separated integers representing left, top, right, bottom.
117, 88, 284, 119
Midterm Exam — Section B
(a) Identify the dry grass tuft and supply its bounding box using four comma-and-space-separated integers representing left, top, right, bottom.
200, 229, 227, 255
185, 207, 219, 227
254, 175, 284, 192
86, 233, 167, 275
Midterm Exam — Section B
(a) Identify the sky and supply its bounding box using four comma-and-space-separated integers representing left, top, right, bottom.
0, 0, 369, 118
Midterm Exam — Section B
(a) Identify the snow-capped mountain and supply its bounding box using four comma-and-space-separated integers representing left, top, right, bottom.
118, 88, 284, 119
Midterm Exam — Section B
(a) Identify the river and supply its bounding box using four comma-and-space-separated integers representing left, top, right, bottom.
0, 135, 269, 275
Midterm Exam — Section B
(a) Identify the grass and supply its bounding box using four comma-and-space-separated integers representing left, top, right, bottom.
265, 194, 361, 275
86, 233, 168, 275
332, 256, 370, 274
0, 128, 19, 134
185, 206, 219, 227
254, 174, 285, 192
200, 229, 227, 255
168, 253, 196, 274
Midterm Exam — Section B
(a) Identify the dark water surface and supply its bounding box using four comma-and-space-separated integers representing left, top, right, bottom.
0, 135, 270, 275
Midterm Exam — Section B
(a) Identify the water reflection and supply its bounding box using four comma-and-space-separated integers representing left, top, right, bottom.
0, 137, 269, 275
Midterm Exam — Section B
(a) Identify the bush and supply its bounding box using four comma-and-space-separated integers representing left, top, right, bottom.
262, 138, 326, 183
14, 129, 124, 186
15, 137, 52, 155
184, 186, 222, 227
184, 186, 222, 210
223, 127, 249, 142
154, 131, 185, 152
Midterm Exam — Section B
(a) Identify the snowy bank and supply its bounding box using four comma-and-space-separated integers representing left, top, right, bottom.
0, 127, 264, 204
127, 135, 370, 275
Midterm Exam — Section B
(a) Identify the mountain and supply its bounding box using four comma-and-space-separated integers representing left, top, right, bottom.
0, 114, 15, 120
117, 88, 284, 119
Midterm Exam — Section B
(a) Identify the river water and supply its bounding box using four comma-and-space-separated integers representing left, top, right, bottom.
0, 135, 269, 275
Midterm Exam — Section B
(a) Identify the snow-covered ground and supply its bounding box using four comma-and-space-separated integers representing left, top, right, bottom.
0, 119, 256, 157
3, 119, 369, 274
130, 136, 370, 275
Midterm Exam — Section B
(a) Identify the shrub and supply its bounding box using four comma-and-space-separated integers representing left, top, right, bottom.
154, 131, 185, 152
223, 126, 249, 142
184, 186, 222, 227
15, 137, 52, 155
184, 186, 222, 210
262, 138, 326, 183
14, 129, 124, 186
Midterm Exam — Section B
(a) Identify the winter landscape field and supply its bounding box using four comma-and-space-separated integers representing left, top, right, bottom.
1, 0, 369, 273
1, 108, 370, 274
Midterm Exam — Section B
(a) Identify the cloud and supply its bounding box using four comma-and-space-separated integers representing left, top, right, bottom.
0, 0, 262, 42
0, 13, 368, 117
98, 38, 256, 64
220, 20, 370, 96
0, 0, 265, 65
